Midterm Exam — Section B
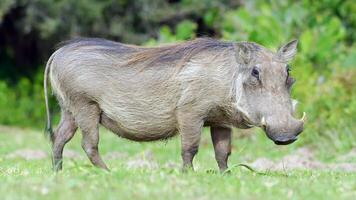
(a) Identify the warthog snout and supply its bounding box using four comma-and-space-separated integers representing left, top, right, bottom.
262, 113, 305, 145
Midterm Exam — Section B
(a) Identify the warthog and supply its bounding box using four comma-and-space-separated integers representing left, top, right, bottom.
44, 38, 305, 171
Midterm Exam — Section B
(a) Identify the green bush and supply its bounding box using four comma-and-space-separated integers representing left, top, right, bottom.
0, 70, 59, 128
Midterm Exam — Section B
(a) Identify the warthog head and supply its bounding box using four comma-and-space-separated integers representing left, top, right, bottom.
234, 40, 304, 145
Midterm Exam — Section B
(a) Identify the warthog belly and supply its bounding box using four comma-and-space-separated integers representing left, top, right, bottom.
99, 112, 178, 141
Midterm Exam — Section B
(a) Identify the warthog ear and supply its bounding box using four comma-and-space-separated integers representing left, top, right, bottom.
235, 42, 253, 65
276, 39, 298, 62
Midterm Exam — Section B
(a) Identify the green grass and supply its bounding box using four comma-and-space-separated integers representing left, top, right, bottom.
0, 126, 355, 200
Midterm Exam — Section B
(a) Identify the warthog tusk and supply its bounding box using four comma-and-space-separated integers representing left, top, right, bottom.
300, 112, 306, 122
261, 117, 266, 128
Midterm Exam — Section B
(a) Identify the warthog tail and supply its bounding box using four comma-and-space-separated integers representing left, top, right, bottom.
44, 53, 55, 139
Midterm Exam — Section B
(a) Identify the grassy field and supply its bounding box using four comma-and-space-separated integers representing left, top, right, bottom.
0, 126, 355, 200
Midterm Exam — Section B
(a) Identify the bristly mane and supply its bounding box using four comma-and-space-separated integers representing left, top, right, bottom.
125, 38, 234, 67
58, 37, 262, 69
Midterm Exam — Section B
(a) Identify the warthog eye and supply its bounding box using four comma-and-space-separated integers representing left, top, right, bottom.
287, 77, 295, 88
251, 67, 260, 79
287, 65, 291, 76
286, 65, 295, 88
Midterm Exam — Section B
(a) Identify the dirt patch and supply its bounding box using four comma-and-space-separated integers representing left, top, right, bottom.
104, 151, 128, 160
5, 149, 85, 160
249, 147, 356, 172
336, 148, 356, 163
328, 163, 356, 172
63, 149, 83, 159
163, 161, 180, 169
126, 150, 158, 170
0, 126, 24, 134
6, 149, 48, 160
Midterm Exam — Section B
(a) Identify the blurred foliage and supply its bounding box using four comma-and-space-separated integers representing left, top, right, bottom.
0, 0, 355, 152
0, 0, 238, 79
0, 70, 47, 127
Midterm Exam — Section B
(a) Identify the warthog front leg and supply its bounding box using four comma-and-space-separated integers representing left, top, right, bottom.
177, 112, 203, 172
75, 103, 108, 170
52, 110, 77, 171
211, 127, 231, 172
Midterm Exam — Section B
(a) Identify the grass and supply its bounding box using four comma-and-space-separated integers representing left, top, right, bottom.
0, 126, 355, 200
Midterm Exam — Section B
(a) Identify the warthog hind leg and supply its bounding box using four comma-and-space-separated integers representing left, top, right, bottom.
75, 103, 109, 170
52, 110, 77, 171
